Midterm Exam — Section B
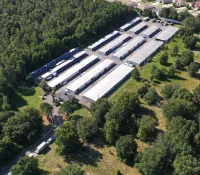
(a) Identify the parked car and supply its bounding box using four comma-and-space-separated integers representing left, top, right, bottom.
46, 138, 54, 144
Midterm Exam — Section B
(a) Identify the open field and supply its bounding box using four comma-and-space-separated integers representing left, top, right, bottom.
71, 107, 92, 118
12, 86, 44, 111
37, 140, 148, 175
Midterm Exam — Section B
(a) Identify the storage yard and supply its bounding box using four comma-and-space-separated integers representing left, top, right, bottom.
29, 17, 179, 104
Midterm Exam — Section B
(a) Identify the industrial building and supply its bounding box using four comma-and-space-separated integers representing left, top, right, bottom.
128, 22, 148, 35
112, 36, 146, 60
142, 26, 160, 38
119, 17, 142, 32
48, 55, 99, 88
83, 65, 134, 102
98, 34, 131, 55
88, 31, 119, 51
29, 48, 79, 77
127, 40, 163, 66
66, 59, 115, 94
41, 51, 87, 80
156, 26, 179, 42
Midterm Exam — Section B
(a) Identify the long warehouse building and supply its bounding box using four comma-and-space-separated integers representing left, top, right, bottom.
142, 26, 160, 38
48, 55, 99, 88
83, 65, 134, 102
88, 31, 119, 51
128, 22, 148, 35
156, 26, 179, 42
127, 40, 163, 66
112, 36, 146, 60
41, 51, 87, 80
120, 17, 142, 32
98, 34, 131, 55
66, 59, 115, 94
29, 48, 79, 77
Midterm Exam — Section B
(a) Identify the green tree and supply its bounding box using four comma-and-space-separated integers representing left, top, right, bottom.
144, 88, 159, 105
161, 84, 180, 100
150, 65, 163, 81
171, 44, 178, 57
39, 80, 51, 92
3, 108, 42, 145
168, 66, 176, 77
132, 68, 140, 81
179, 50, 194, 66
59, 98, 81, 117
55, 121, 82, 155
183, 36, 197, 49
116, 135, 137, 164
173, 154, 200, 175
77, 118, 99, 143
193, 84, 200, 103
163, 99, 196, 119
137, 116, 157, 142
172, 88, 193, 101
159, 52, 168, 66
40, 102, 53, 116
54, 164, 86, 175
90, 98, 111, 126
137, 83, 151, 98
11, 156, 42, 175
187, 62, 198, 77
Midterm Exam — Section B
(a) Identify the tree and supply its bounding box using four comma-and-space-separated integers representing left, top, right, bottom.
173, 154, 200, 175
59, 98, 81, 117
144, 88, 159, 105
55, 121, 82, 155
183, 35, 197, 49
159, 52, 168, 66
193, 84, 200, 103
150, 65, 163, 81
172, 88, 193, 101
39, 80, 51, 92
132, 68, 140, 81
90, 98, 111, 126
40, 102, 53, 116
3, 108, 42, 145
171, 44, 178, 57
11, 156, 42, 175
187, 62, 198, 77
161, 84, 180, 100
137, 83, 151, 98
77, 118, 99, 143
54, 164, 86, 175
163, 99, 196, 120
116, 135, 137, 164
137, 116, 157, 142
179, 50, 194, 66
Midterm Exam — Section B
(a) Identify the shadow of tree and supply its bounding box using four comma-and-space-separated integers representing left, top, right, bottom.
137, 106, 156, 118
17, 87, 36, 96
11, 93, 28, 111
64, 146, 102, 167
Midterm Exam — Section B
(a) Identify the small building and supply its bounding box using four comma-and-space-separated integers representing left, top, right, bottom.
175, 0, 188, 7
136, 3, 155, 11
156, 26, 179, 42
158, 0, 173, 4
194, 1, 200, 10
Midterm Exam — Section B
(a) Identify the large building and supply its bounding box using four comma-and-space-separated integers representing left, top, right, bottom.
83, 65, 134, 102
128, 22, 148, 35
156, 26, 179, 42
66, 59, 115, 94
48, 55, 99, 88
112, 36, 146, 60
119, 17, 142, 32
127, 40, 163, 66
142, 26, 160, 38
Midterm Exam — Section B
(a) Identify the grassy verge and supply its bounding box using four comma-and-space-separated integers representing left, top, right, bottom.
12, 86, 44, 111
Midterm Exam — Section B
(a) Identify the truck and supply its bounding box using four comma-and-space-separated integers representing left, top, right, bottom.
35, 141, 47, 154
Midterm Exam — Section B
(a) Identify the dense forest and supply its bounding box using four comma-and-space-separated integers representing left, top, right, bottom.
0, 0, 131, 165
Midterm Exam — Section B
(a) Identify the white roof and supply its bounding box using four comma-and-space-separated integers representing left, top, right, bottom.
83, 65, 134, 101
156, 26, 179, 41
120, 17, 141, 30
88, 31, 119, 50
41, 51, 86, 79
66, 59, 114, 93
48, 55, 98, 87
129, 22, 147, 33
36, 142, 47, 150
99, 34, 130, 54
127, 40, 163, 65
142, 26, 160, 37
113, 36, 145, 58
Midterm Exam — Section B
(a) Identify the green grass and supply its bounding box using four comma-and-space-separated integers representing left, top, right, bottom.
12, 86, 44, 111
71, 107, 92, 118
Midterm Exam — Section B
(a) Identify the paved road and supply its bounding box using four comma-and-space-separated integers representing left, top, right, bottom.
0, 96, 64, 175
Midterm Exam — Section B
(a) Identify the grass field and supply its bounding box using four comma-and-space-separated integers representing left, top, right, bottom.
71, 107, 92, 118
12, 86, 44, 111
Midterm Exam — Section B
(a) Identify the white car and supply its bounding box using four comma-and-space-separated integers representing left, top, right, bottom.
123, 62, 129, 66
46, 138, 53, 144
